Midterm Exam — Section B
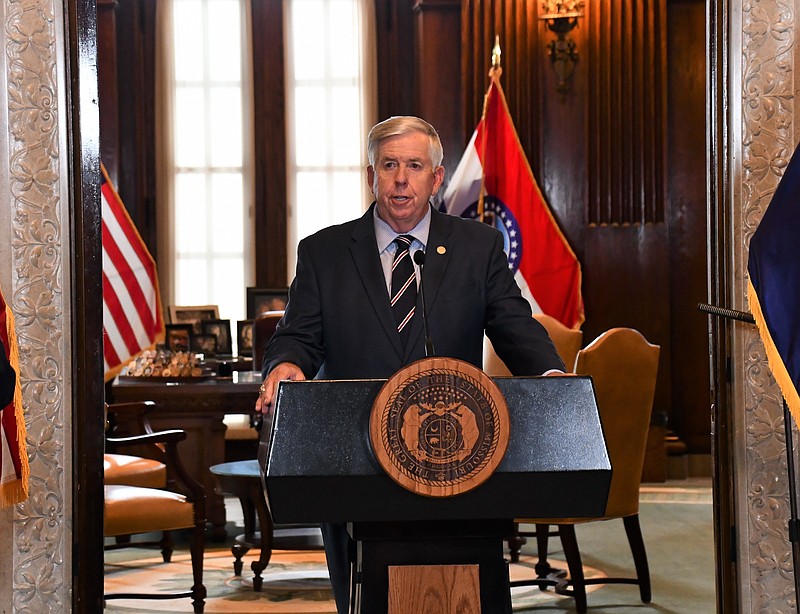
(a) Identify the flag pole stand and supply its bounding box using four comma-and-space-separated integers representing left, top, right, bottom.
782, 397, 800, 604
699, 303, 800, 607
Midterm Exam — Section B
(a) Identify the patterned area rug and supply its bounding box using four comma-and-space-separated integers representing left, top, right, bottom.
104, 548, 605, 613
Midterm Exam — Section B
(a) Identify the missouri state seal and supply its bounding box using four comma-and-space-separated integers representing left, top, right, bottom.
369, 357, 510, 497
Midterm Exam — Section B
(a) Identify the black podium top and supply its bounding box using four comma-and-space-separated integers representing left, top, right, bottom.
259, 376, 611, 524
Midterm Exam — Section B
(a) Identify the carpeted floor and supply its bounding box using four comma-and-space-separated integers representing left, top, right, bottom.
104, 479, 714, 613
104, 549, 605, 613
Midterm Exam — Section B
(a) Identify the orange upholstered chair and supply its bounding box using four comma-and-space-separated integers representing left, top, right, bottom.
104, 401, 166, 489
509, 327, 660, 613
104, 404, 206, 613
483, 313, 583, 375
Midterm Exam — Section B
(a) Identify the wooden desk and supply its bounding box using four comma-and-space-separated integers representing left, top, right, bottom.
110, 371, 261, 538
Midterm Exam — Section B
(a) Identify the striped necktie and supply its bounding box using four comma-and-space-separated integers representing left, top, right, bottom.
390, 235, 417, 344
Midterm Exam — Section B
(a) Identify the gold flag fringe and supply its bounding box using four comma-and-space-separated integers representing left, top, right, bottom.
0, 301, 29, 508
748, 280, 800, 427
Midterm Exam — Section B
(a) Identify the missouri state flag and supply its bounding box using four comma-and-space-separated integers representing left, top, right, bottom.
102, 163, 165, 380
0, 284, 28, 508
442, 77, 584, 329
748, 143, 800, 425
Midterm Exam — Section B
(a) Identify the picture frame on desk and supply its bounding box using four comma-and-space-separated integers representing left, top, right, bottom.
169, 304, 220, 334
246, 287, 288, 319
165, 324, 193, 352
191, 333, 218, 356
237, 319, 254, 357
201, 319, 232, 356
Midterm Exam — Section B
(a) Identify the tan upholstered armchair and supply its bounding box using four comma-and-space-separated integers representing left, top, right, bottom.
484, 313, 583, 376
509, 327, 660, 613
104, 402, 207, 613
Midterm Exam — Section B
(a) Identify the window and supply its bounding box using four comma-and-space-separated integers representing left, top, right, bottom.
168, 0, 253, 323
161, 0, 374, 325
285, 0, 376, 276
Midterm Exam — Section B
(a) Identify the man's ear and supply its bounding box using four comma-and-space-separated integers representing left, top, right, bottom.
366, 166, 376, 194
431, 165, 445, 195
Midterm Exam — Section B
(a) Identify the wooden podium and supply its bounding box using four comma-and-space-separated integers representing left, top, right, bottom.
258, 369, 610, 613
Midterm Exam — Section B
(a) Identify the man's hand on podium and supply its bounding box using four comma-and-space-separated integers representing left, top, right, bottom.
257, 362, 305, 414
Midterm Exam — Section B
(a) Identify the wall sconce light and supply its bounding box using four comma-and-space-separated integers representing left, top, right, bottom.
540, 0, 584, 94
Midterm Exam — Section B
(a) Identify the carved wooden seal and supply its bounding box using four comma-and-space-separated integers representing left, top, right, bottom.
369, 357, 510, 498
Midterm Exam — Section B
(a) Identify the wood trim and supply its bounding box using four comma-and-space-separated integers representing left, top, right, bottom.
707, 0, 739, 608
251, 0, 288, 287
69, 0, 106, 610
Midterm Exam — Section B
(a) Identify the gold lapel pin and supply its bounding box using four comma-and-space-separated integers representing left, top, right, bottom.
437, 245, 446, 255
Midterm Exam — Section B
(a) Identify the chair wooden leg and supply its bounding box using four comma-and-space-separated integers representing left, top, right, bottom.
507, 522, 526, 563
558, 525, 587, 614
160, 531, 174, 563
623, 514, 651, 603
191, 516, 207, 613
534, 523, 556, 580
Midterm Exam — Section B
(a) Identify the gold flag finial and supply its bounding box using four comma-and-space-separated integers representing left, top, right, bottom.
489, 35, 503, 80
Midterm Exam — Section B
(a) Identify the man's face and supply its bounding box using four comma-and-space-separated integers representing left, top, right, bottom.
367, 132, 445, 233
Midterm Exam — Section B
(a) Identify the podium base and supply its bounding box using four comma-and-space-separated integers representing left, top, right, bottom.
349, 520, 513, 614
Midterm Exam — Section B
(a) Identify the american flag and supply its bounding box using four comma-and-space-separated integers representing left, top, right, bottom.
101, 163, 164, 380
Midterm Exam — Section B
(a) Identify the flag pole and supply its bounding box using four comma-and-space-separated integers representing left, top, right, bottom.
477, 36, 504, 223
698, 302, 800, 607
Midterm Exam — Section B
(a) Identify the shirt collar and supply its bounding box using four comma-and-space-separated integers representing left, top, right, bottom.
373, 203, 431, 253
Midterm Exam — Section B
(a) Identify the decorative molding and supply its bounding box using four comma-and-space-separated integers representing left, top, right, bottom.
4, 0, 70, 610
737, 0, 796, 611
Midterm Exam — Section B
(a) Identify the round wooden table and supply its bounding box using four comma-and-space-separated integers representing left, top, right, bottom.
210, 459, 323, 591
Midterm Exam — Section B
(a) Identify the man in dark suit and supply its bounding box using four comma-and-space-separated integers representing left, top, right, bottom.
257, 116, 564, 613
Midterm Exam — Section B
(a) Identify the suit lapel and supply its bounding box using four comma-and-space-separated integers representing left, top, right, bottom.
349, 206, 406, 359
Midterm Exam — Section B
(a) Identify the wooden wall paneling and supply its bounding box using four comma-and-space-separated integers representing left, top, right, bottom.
375, 0, 417, 121
251, 0, 288, 287
97, 0, 119, 185
97, 0, 158, 255
667, 0, 710, 454
499, 0, 539, 174
537, 0, 587, 257
582, 0, 673, 447
461, 0, 542, 177
115, 0, 158, 255
587, 0, 666, 226
461, 0, 492, 135
412, 0, 463, 174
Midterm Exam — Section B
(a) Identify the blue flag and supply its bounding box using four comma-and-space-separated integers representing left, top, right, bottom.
748, 144, 800, 423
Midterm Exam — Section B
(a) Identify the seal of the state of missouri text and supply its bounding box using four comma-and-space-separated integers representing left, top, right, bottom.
369, 357, 510, 497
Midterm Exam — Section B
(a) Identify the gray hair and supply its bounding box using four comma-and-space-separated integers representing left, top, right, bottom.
367, 116, 444, 168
